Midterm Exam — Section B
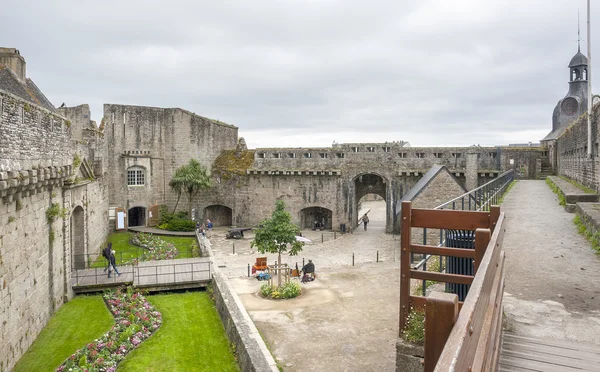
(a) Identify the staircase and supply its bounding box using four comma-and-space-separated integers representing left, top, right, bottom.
538, 166, 553, 180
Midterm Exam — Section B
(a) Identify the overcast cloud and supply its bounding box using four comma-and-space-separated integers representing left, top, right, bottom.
2, 0, 598, 148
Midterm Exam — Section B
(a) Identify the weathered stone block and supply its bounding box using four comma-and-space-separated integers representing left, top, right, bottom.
396, 338, 424, 372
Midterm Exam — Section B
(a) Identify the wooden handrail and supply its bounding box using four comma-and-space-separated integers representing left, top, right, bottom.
411, 244, 476, 259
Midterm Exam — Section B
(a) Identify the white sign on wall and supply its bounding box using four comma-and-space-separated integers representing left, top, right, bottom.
509, 159, 514, 165
117, 211, 125, 229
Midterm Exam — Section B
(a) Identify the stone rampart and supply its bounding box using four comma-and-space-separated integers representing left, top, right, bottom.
555, 106, 600, 192
0, 90, 72, 172
212, 272, 279, 372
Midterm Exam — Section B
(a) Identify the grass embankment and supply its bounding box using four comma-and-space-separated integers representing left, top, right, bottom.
546, 178, 566, 206
497, 180, 517, 205
119, 292, 239, 372
88, 232, 198, 268
13, 296, 113, 372
573, 214, 600, 255
559, 175, 597, 194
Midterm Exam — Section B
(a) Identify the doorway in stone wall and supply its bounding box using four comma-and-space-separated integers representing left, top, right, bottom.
299, 207, 333, 230
128, 206, 146, 227
354, 173, 388, 233
203, 205, 233, 227
71, 206, 85, 269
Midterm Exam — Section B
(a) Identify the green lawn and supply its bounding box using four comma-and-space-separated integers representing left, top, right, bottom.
89, 232, 198, 268
13, 296, 114, 372
118, 292, 239, 372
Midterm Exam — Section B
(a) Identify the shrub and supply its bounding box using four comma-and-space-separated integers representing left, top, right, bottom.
165, 219, 195, 232
260, 281, 301, 299
402, 309, 425, 345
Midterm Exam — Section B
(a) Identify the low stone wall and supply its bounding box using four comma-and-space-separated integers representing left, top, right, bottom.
396, 338, 424, 372
212, 272, 279, 372
575, 203, 600, 237
547, 176, 598, 212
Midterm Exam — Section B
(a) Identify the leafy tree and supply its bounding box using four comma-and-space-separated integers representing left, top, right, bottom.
251, 200, 304, 288
169, 159, 212, 217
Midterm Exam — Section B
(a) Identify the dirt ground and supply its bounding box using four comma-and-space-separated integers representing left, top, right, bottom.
212, 200, 402, 372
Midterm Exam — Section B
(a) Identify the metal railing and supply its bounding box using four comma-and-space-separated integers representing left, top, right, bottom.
72, 261, 211, 287
413, 169, 514, 295
135, 261, 211, 287
73, 246, 202, 270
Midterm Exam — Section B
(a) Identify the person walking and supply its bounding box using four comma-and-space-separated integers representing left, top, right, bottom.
206, 219, 213, 231
108, 250, 121, 278
102, 243, 112, 272
363, 214, 369, 231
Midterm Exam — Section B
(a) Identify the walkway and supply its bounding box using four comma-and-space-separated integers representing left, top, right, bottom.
499, 180, 600, 369
71, 257, 212, 293
127, 226, 196, 236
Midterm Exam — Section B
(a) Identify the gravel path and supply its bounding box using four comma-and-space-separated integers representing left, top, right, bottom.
501, 180, 600, 345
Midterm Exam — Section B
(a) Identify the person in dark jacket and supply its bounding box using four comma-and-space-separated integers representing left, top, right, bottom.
108, 249, 121, 278
103, 243, 112, 272
301, 259, 316, 282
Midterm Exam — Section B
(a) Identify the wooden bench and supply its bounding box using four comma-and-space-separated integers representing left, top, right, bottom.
252, 257, 268, 275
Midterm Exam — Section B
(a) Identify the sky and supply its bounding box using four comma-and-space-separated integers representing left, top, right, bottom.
2, 0, 599, 148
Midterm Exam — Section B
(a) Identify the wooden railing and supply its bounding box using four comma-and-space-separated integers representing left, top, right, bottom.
399, 200, 505, 372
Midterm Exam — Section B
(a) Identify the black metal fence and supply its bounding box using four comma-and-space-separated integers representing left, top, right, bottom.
73, 246, 202, 270
412, 169, 514, 296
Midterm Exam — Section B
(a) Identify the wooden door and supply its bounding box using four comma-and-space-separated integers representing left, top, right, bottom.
148, 204, 160, 227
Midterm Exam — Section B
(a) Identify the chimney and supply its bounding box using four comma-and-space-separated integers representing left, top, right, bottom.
0, 48, 26, 83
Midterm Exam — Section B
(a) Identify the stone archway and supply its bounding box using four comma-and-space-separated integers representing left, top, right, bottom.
204, 205, 233, 227
353, 173, 389, 232
128, 206, 146, 227
299, 206, 333, 230
71, 206, 85, 269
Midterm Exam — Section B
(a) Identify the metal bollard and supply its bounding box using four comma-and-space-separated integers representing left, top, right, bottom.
334, 231, 337, 240
248, 263, 250, 277
352, 253, 355, 266
233, 243, 235, 255
377, 250, 379, 263
303, 258, 305, 267
322, 234, 324, 244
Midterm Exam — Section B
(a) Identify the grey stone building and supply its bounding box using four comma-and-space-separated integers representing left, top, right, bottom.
542, 46, 590, 170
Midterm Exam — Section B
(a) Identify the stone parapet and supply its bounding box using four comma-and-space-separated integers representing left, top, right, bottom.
0, 165, 71, 203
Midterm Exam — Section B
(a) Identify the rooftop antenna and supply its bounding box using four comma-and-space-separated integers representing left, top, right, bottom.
578, 9, 582, 52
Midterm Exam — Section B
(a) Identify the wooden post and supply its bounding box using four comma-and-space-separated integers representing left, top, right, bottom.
424, 292, 459, 372
400, 201, 412, 334
474, 228, 491, 274
490, 205, 500, 232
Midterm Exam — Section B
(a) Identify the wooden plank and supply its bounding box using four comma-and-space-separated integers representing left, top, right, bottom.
474, 228, 491, 274
411, 244, 476, 259
411, 270, 474, 285
472, 252, 505, 371
490, 205, 500, 233
502, 334, 600, 356
400, 201, 412, 334
502, 346, 600, 368
499, 355, 592, 372
425, 292, 459, 372
411, 208, 491, 230
487, 269, 506, 372
502, 341, 600, 363
434, 213, 505, 372
412, 295, 464, 313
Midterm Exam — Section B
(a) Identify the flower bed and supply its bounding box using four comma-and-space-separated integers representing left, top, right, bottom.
130, 232, 179, 263
56, 287, 162, 372
260, 281, 301, 299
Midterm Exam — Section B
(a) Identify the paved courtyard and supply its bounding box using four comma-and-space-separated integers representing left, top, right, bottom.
210, 200, 401, 372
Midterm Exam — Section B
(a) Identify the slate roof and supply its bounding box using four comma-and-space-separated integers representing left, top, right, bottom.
0, 65, 56, 112
569, 50, 588, 67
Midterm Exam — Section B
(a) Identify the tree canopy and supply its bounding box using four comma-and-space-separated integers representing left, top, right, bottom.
169, 159, 211, 217
251, 200, 303, 287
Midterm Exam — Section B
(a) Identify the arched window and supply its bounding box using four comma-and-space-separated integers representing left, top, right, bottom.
127, 166, 145, 186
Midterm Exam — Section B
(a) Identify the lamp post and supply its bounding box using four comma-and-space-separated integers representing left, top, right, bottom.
588, 0, 593, 158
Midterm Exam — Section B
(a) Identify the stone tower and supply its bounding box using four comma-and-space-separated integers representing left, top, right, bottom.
551, 47, 589, 133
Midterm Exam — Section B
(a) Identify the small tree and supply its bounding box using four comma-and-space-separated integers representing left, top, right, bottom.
251, 200, 303, 288
169, 159, 212, 217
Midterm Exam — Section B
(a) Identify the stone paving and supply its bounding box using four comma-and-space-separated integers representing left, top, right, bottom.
501, 180, 600, 345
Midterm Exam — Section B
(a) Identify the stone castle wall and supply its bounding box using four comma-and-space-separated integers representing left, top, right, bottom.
0, 90, 110, 372
0, 90, 72, 171
555, 105, 600, 191
102, 104, 238, 216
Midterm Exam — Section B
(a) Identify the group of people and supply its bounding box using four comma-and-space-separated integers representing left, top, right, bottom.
196, 219, 213, 237
102, 243, 120, 278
